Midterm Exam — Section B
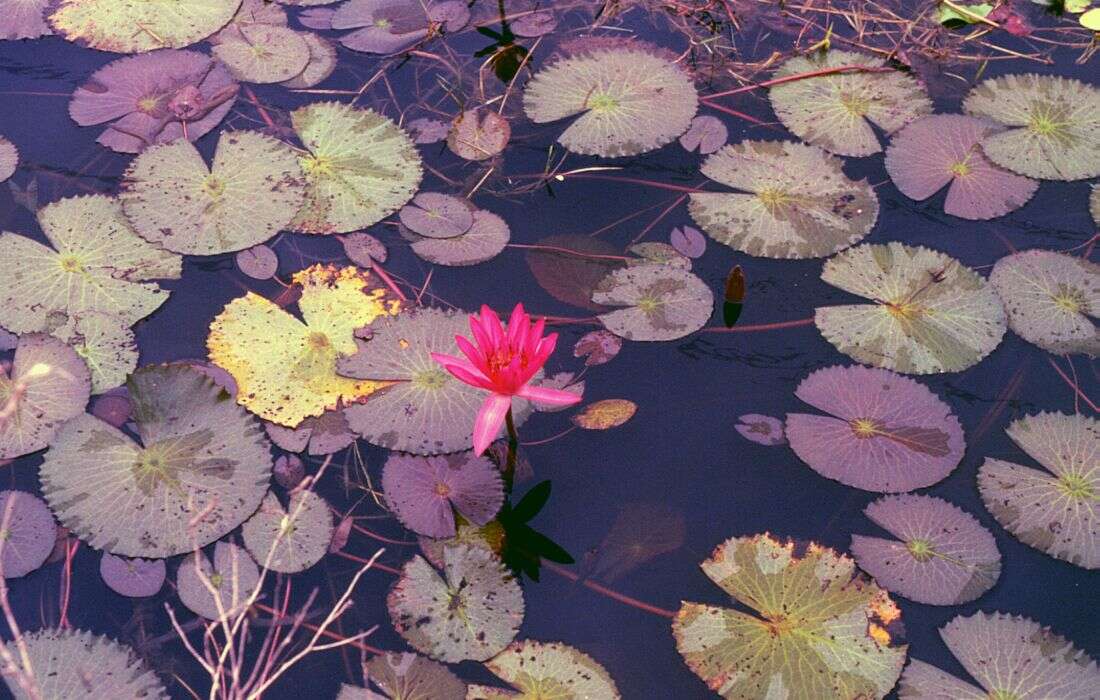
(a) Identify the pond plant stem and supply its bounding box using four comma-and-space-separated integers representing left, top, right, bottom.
504, 408, 519, 494
543, 563, 677, 619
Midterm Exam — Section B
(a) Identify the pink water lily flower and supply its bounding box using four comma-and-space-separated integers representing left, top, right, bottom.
432, 303, 582, 455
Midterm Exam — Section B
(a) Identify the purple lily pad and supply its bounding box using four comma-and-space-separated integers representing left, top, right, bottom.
340, 231, 388, 267
428, 1, 469, 31
100, 553, 166, 597
884, 114, 1038, 220
90, 387, 133, 428
0, 328, 17, 352
447, 109, 510, 161
573, 330, 623, 366
328, 516, 352, 553
407, 117, 451, 144
383, 452, 504, 538
265, 408, 356, 455
235, 244, 279, 280
735, 414, 786, 446
511, 10, 557, 37
0, 137, 17, 183
69, 50, 239, 154
851, 494, 1000, 605
679, 115, 728, 154
273, 454, 306, 490
298, 7, 335, 29
332, 0, 430, 54
669, 225, 707, 259
0, 0, 50, 40
0, 490, 56, 579
785, 364, 965, 492
399, 192, 474, 239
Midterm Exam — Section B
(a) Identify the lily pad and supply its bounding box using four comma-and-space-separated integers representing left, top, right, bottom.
673, 533, 906, 699
236, 245, 280, 280
0, 334, 91, 460
241, 490, 333, 573
49, 0, 242, 53
572, 399, 636, 430
679, 115, 727, 154
100, 553, 166, 597
735, 414, 786, 446
0, 0, 50, 40
212, 24, 311, 83
689, 140, 879, 259
785, 364, 965, 492
341, 231, 387, 267
265, 408, 356, 456
989, 249, 1100, 356
898, 612, 1100, 698
589, 501, 685, 583
0, 136, 17, 182
388, 545, 524, 662
207, 264, 400, 427
359, 651, 466, 700
526, 234, 625, 311
0, 194, 181, 334
331, 0, 430, 54
669, 225, 706, 259
4, 629, 168, 699
471, 640, 621, 699
0, 490, 57, 579
50, 311, 138, 394
447, 109, 510, 161
281, 33, 338, 89
884, 114, 1038, 220
592, 263, 713, 341
399, 192, 474, 239
815, 242, 1006, 374
769, 50, 932, 157
122, 130, 304, 255
573, 330, 622, 366
68, 49, 238, 154
39, 364, 272, 558
963, 74, 1100, 180
289, 101, 423, 235
851, 495, 1000, 605
406, 209, 510, 267
177, 540, 260, 619
522, 43, 698, 157
382, 452, 504, 538
407, 117, 451, 144
978, 412, 1099, 569
337, 307, 535, 454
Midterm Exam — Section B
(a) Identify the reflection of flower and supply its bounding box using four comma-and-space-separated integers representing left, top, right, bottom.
432, 304, 581, 455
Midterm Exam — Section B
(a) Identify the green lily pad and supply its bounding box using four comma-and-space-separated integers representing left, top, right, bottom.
212, 24, 311, 83
241, 490, 333, 573
289, 101, 423, 234
0, 194, 181, 334
963, 74, 1100, 180
978, 412, 1099, 569
121, 130, 305, 255
50, 311, 138, 394
815, 242, 1006, 374
522, 43, 698, 157
592, 263, 713, 341
673, 533, 907, 699
39, 364, 272, 558
769, 50, 932, 157
689, 139, 879, 259
49, 0, 242, 53
471, 640, 621, 699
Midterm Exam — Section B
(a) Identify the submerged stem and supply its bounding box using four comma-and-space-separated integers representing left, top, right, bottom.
504, 408, 518, 494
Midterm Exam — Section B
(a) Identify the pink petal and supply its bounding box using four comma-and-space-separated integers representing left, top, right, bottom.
430, 352, 493, 390
479, 305, 504, 346
473, 393, 512, 455
467, 321, 494, 358
454, 334, 487, 370
517, 384, 583, 406
506, 303, 527, 346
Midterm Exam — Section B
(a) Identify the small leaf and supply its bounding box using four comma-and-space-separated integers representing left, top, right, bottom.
572, 399, 637, 430
1081, 7, 1100, 27
937, 2, 994, 26
510, 481, 552, 523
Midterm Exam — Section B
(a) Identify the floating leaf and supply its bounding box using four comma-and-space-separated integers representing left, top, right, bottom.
49, 0, 241, 53
418, 518, 505, 570
936, 2, 993, 26
265, 408, 356, 455
281, 33, 338, 88
406, 209, 510, 267
208, 264, 400, 427
388, 546, 524, 662
447, 109, 510, 161
978, 412, 1098, 569
337, 308, 536, 454
769, 50, 932, 156
851, 495, 1000, 605
898, 612, 1100, 698
511, 9, 557, 37
593, 264, 713, 341
884, 114, 1038, 220
815, 242, 1006, 374
298, 6, 335, 29
572, 399, 636, 430
669, 225, 706, 259
68, 49, 238, 154
0, 490, 57, 579
121, 130, 305, 255
735, 414, 785, 446
399, 192, 473, 239
0, 334, 91, 460
673, 533, 906, 699
963, 74, 1100, 180
382, 452, 504, 538
0, 0, 50, 40
90, 387, 132, 428
471, 640, 621, 699
242, 490, 333, 573
358, 652, 466, 700
100, 553, 165, 597
209, 0, 287, 44
340, 232, 387, 267
331, 0, 430, 54
679, 115, 728, 154
1083, 7, 1100, 29
50, 311, 138, 394
522, 43, 698, 157
273, 454, 305, 490
4, 629, 168, 699
213, 24, 311, 83
0, 137, 17, 182
573, 330, 622, 366
236, 245, 280, 280
0, 194, 181, 334
526, 234, 624, 311
178, 540, 260, 619
689, 140, 879, 259
785, 364, 965, 492
989, 249, 1100, 356
40, 364, 272, 558
289, 102, 423, 235
626, 242, 691, 270
428, 1, 468, 31
407, 117, 451, 144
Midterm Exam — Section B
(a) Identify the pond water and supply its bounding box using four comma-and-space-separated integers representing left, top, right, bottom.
0, 1, 1098, 698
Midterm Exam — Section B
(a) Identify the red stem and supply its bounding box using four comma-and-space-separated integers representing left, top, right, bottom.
543, 563, 676, 619
252, 603, 385, 655
1046, 357, 1099, 413
702, 317, 816, 333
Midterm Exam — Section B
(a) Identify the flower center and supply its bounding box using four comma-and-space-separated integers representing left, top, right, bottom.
906, 538, 934, 561
850, 418, 879, 438
486, 348, 522, 376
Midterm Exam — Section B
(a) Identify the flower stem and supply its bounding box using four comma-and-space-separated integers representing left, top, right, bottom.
504, 407, 518, 494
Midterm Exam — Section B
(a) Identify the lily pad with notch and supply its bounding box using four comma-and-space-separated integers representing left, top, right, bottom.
177, 539, 260, 619
382, 452, 504, 539
592, 263, 713, 341
241, 489, 334, 573
469, 640, 621, 699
